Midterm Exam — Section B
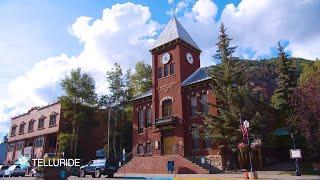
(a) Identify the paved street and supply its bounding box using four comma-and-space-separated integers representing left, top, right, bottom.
2, 171, 320, 180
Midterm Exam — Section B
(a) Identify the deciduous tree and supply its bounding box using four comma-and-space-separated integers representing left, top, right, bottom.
129, 61, 152, 96
59, 68, 97, 157
290, 63, 320, 159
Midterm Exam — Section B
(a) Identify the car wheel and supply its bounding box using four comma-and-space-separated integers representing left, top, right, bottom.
79, 170, 86, 177
94, 169, 101, 178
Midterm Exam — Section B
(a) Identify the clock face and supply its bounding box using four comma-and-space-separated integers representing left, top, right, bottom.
161, 52, 171, 64
186, 53, 193, 64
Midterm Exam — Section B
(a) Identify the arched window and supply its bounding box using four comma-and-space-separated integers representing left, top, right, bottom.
164, 64, 169, 77
158, 68, 162, 79
162, 99, 172, 117
170, 63, 174, 75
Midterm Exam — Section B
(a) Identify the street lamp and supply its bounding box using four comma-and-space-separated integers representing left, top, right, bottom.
243, 120, 253, 172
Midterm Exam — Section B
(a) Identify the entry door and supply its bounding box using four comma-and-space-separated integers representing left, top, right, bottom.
163, 136, 174, 155
162, 130, 174, 155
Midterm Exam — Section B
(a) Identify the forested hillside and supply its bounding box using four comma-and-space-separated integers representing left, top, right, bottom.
243, 58, 314, 103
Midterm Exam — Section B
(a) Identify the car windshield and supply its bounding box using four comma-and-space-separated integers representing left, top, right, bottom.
2, 166, 9, 170
8, 165, 16, 171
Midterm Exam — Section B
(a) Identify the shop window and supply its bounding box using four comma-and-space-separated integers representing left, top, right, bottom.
16, 141, 24, 150
35, 137, 44, 147
190, 96, 197, 116
8, 143, 15, 151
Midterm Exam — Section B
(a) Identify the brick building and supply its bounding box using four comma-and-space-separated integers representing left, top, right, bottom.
5, 102, 107, 164
119, 18, 223, 174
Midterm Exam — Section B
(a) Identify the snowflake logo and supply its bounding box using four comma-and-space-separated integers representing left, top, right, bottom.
15, 154, 30, 169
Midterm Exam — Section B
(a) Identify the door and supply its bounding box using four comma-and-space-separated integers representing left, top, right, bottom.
163, 136, 174, 155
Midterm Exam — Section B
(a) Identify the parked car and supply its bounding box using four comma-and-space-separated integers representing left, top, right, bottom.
0, 165, 10, 177
79, 159, 117, 178
67, 166, 80, 177
30, 166, 44, 177
3, 165, 27, 177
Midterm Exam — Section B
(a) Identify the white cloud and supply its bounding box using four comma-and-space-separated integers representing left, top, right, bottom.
177, 0, 219, 66
0, 2, 158, 133
220, 0, 320, 59
192, 0, 217, 24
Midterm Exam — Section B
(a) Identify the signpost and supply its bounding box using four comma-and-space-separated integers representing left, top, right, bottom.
290, 133, 301, 176
290, 149, 302, 159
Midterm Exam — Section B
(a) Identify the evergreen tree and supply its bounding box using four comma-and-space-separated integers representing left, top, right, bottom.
204, 24, 247, 151
271, 42, 297, 115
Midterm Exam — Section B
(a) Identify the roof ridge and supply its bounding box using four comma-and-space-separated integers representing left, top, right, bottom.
151, 18, 200, 51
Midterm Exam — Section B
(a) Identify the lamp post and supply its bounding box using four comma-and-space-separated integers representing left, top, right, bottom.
243, 120, 253, 172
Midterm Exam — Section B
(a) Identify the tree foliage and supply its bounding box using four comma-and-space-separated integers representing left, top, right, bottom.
289, 63, 320, 157
204, 24, 247, 151
271, 42, 297, 116
129, 61, 152, 96
58, 68, 97, 158
101, 63, 132, 160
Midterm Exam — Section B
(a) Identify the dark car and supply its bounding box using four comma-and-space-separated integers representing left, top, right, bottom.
0, 165, 10, 177
3, 165, 27, 177
79, 159, 117, 178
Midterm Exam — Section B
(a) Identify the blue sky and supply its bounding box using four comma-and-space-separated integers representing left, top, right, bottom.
0, 0, 319, 138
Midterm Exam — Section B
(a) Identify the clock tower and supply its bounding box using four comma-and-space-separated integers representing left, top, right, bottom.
150, 17, 201, 155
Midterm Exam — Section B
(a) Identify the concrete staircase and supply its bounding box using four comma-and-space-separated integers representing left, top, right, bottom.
117, 155, 209, 174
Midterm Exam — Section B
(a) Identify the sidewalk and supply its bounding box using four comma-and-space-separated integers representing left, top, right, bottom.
114, 171, 320, 180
